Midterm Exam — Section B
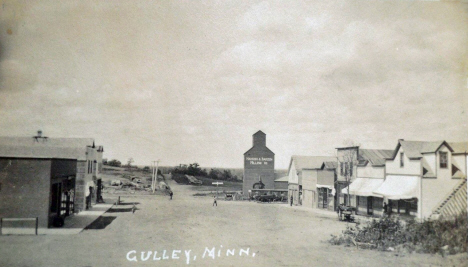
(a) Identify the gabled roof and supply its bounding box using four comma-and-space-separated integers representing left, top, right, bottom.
253, 130, 266, 136
243, 145, 275, 155
287, 155, 337, 174
388, 140, 453, 160
448, 142, 468, 154
274, 176, 288, 182
359, 149, 394, 166
323, 161, 338, 169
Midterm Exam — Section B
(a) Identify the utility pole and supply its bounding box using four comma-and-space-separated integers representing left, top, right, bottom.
152, 160, 160, 194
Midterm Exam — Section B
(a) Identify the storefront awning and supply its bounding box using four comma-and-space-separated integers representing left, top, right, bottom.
373, 175, 419, 200
341, 178, 384, 197
316, 184, 333, 190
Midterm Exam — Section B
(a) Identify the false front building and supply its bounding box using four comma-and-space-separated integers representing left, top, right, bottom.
243, 131, 275, 196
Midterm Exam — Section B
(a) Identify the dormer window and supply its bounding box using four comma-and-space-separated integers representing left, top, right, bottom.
400, 152, 404, 167
439, 152, 448, 168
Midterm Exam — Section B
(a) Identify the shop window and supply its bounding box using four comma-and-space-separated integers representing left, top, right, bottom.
439, 152, 447, 168
400, 152, 404, 167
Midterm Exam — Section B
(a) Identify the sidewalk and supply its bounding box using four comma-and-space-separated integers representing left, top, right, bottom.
39, 202, 114, 235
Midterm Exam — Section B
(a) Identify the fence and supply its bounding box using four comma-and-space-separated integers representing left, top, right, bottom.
0, 217, 39, 235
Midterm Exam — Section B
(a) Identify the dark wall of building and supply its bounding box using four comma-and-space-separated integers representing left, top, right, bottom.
0, 159, 51, 229
51, 159, 77, 179
243, 147, 275, 195
274, 181, 288, 190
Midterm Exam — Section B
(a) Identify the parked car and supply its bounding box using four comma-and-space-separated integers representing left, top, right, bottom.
257, 195, 276, 202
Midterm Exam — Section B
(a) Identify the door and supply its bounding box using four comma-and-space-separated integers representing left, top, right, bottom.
367, 197, 373, 215
50, 183, 62, 217
323, 189, 328, 209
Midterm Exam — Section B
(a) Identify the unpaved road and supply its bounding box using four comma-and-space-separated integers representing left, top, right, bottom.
0, 180, 465, 266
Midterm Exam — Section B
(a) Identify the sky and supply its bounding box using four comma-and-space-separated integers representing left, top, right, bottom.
0, 0, 467, 169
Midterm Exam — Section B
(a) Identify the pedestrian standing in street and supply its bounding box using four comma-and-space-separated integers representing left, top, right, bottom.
132, 203, 136, 214
213, 196, 217, 207
383, 202, 388, 216
169, 191, 173, 200
290, 195, 293, 206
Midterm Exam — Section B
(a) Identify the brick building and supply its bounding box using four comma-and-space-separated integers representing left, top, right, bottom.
243, 131, 275, 196
0, 133, 104, 229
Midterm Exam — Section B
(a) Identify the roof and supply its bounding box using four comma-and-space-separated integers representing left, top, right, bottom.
243, 145, 275, 155
0, 136, 100, 160
253, 130, 266, 136
358, 149, 394, 166
0, 136, 94, 148
448, 142, 468, 154
388, 140, 453, 160
0, 145, 87, 160
288, 155, 337, 174
274, 176, 288, 182
323, 161, 338, 169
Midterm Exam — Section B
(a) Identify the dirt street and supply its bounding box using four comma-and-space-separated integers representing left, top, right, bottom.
0, 180, 465, 266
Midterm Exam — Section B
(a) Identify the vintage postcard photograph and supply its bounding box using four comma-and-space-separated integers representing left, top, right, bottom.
0, 0, 467, 266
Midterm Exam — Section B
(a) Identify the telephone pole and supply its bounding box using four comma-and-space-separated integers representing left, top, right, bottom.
152, 160, 160, 194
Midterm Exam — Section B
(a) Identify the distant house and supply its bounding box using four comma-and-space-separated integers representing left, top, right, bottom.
373, 140, 467, 220
287, 156, 336, 207
0, 132, 104, 231
341, 148, 393, 217
274, 176, 288, 190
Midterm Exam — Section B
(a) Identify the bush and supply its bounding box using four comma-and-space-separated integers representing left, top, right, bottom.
329, 212, 467, 255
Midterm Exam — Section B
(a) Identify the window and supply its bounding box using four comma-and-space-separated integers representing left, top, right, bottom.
344, 162, 348, 176
349, 162, 353, 176
440, 152, 448, 168
340, 162, 344, 175
400, 152, 404, 167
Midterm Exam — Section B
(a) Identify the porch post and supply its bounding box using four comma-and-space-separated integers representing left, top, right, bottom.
418, 175, 423, 221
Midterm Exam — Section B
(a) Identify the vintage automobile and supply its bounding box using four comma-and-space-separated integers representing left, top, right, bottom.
257, 195, 276, 202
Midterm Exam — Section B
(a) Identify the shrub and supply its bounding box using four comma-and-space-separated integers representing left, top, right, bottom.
329, 212, 467, 255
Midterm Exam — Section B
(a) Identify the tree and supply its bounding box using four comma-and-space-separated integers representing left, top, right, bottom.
107, 159, 122, 167
143, 166, 150, 173
337, 140, 360, 206
127, 158, 134, 169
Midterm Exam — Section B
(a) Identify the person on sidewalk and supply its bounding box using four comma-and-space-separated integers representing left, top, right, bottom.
213, 196, 217, 207
169, 191, 173, 200
290, 195, 293, 206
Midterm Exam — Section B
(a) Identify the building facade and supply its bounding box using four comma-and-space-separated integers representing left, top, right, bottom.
243, 131, 275, 196
341, 148, 393, 217
374, 140, 466, 220
287, 156, 335, 207
336, 147, 359, 207
0, 133, 104, 216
